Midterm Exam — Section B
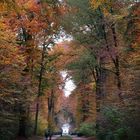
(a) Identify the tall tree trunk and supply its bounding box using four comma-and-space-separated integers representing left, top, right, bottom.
89, 59, 104, 131
18, 103, 27, 137
48, 89, 55, 140
94, 64, 104, 132
99, 7, 123, 99
34, 44, 46, 135
95, 67, 102, 113
114, 56, 122, 98
111, 24, 122, 99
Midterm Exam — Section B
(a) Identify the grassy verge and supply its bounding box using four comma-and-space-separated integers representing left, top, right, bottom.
56, 136, 72, 140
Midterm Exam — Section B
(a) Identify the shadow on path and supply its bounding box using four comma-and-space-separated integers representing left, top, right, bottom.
16, 135, 60, 140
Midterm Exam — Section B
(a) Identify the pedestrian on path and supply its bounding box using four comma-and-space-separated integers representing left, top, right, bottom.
45, 129, 49, 140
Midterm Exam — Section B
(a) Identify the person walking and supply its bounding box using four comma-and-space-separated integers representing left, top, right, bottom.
60, 128, 63, 137
45, 129, 49, 140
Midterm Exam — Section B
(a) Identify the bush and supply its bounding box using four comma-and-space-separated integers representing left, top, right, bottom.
97, 106, 138, 140
25, 119, 34, 137
97, 128, 128, 140
78, 123, 96, 137
0, 115, 19, 140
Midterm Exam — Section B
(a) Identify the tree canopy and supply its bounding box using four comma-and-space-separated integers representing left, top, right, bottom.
0, 0, 140, 140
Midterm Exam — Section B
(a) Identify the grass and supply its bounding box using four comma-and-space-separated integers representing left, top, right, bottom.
56, 136, 72, 140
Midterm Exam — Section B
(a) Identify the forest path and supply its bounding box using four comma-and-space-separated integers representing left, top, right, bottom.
29, 135, 60, 140
16, 135, 96, 140
71, 136, 96, 140
16, 135, 60, 140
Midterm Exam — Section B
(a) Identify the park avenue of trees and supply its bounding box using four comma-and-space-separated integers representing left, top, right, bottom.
0, 0, 139, 140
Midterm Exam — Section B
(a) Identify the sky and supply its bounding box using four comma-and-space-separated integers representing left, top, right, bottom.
56, 30, 75, 97
60, 71, 76, 97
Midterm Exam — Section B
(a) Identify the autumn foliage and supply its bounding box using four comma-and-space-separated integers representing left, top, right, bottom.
0, 0, 140, 140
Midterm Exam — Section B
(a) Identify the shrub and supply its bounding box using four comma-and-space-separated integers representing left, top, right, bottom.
78, 123, 96, 137
0, 115, 19, 140
97, 107, 128, 140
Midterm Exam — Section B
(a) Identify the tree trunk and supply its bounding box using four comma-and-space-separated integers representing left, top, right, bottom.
18, 104, 27, 137
94, 62, 105, 132
111, 24, 123, 99
48, 89, 55, 140
99, 8, 123, 99
34, 44, 46, 135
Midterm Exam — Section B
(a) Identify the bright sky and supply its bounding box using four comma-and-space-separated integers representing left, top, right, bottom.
60, 71, 76, 97
54, 30, 73, 44
55, 30, 75, 97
